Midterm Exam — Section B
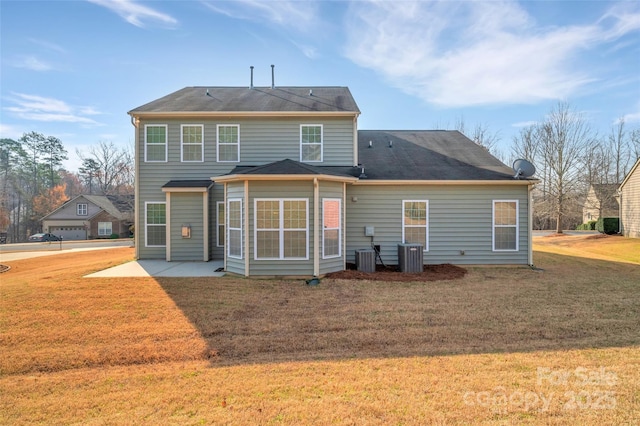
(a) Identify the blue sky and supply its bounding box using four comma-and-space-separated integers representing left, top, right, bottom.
1, 0, 639, 171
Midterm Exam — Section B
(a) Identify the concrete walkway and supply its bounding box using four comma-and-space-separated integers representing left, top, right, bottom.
85, 260, 225, 278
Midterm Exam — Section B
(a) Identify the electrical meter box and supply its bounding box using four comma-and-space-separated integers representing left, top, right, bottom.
364, 226, 375, 237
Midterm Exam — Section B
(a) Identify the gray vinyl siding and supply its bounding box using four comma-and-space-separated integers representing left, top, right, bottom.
46, 196, 101, 220
319, 182, 346, 275
169, 193, 205, 261
345, 185, 530, 265
247, 181, 315, 277
620, 164, 640, 238
136, 117, 354, 260
225, 182, 246, 275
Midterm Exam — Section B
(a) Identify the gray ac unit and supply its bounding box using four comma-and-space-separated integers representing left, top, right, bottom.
355, 249, 376, 273
398, 243, 423, 273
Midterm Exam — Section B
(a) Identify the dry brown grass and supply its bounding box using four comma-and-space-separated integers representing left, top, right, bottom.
1, 238, 639, 424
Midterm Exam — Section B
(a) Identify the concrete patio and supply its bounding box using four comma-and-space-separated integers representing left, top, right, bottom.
85, 260, 225, 278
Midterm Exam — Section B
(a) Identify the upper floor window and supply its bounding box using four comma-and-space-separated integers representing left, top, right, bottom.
181, 125, 204, 162
77, 203, 88, 216
402, 200, 429, 251
217, 125, 239, 162
145, 125, 167, 162
493, 200, 519, 251
300, 125, 323, 162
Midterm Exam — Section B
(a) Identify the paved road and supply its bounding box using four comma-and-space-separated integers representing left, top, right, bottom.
532, 230, 600, 237
0, 239, 133, 253
0, 239, 134, 261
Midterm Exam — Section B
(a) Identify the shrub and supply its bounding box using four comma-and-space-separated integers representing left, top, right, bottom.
110, 233, 119, 239
596, 217, 619, 235
587, 220, 597, 230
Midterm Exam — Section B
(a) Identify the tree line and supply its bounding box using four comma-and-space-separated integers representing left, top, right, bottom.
0, 134, 133, 242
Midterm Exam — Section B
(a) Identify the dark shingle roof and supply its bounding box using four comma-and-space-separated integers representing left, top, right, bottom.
357, 130, 519, 181
129, 87, 360, 114
228, 159, 358, 178
162, 180, 214, 188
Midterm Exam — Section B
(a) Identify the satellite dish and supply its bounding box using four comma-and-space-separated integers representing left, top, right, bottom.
512, 159, 536, 179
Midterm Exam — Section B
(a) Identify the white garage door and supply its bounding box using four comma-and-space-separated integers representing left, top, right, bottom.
50, 227, 87, 240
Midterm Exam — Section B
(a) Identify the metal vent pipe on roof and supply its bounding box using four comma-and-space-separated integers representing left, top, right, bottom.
250, 66, 254, 89
271, 64, 275, 89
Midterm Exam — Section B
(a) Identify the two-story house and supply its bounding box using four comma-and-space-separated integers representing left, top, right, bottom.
128, 85, 537, 277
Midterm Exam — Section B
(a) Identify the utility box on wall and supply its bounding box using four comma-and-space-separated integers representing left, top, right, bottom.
398, 243, 423, 273
355, 249, 376, 273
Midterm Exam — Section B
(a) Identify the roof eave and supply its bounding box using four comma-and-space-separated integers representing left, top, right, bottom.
213, 174, 358, 183
352, 179, 540, 186
128, 111, 360, 118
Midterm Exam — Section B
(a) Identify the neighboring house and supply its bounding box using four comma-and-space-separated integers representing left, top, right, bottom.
128, 85, 538, 277
42, 194, 134, 240
582, 183, 619, 223
619, 158, 640, 238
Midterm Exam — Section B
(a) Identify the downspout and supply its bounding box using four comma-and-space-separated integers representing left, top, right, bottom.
343, 181, 347, 271
166, 192, 171, 261
528, 183, 534, 266
203, 191, 209, 261
313, 178, 320, 277
244, 180, 249, 277
130, 116, 140, 259
353, 115, 358, 167
223, 182, 228, 272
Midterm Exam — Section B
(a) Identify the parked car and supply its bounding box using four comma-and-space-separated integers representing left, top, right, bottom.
28, 233, 62, 242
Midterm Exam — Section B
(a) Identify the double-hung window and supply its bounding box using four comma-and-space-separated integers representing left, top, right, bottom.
402, 200, 429, 251
300, 125, 322, 162
98, 222, 112, 236
227, 199, 242, 258
322, 199, 341, 258
217, 125, 239, 162
145, 125, 167, 162
181, 125, 204, 162
217, 201, 225, 248
77, 203, 88, 216
145, 202, 166, 247
493, 200, 519, 251
255, 199, 308, 260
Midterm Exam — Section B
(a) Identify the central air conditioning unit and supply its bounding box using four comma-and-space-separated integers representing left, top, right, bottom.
355, 249, 376, 273
398, 243, 423, 273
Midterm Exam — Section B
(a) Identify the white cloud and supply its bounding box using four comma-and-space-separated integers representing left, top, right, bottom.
202, 0, 319, 33
12, 55, 53, 71
344, 1, 640, 108
512, 121, 538, 128
0, 124, 24, 140
28, 38, 66, 54
5, 93, 102, 125
87, 0, 178, 28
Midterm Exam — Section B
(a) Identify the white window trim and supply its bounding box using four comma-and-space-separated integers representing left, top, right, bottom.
322, 198, 341, 259
144, 124, 168, 163
492, 200, 519, 252
145, 201, 166, 247
216, 201, 225, 248
180, 124, 204, 162
77, 203, 88, 216
254, 198, 309, 260
98, 221, 112, 236
227, 199, 243, 259
300, 124, 323, 163
216, 124, 240, 163
402, 200, 429, 252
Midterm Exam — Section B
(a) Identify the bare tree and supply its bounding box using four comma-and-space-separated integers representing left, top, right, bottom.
76, 141, 133, 195
629, 127, 640, 163
539, 102, 593, 233
609, 118, 629, 183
